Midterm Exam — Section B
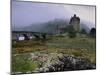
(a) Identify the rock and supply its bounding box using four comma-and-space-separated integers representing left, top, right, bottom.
37, 55, 96, 72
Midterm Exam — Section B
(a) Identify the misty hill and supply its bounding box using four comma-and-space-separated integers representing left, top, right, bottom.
12, 19, 91, 34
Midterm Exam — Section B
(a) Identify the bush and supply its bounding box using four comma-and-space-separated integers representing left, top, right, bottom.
68, 31, 76, 38
80, 28, 87, 34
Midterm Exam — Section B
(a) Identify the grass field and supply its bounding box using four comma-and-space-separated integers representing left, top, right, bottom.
12, 36, 96, 73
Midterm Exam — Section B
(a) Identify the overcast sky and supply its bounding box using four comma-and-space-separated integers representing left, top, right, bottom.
11, 0, 96, 28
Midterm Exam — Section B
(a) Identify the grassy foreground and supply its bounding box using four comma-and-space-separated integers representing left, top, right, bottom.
12, 36, 96, 73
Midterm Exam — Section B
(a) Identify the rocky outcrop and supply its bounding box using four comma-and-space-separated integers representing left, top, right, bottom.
36, 55, 96, 72
12, 53, 96, 75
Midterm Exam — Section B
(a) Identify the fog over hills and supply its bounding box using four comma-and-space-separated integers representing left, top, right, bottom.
12, 18, 92, 33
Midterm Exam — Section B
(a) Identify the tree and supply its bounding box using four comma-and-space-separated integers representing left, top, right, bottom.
80, 28, 87, 34
89, 28, 96, 38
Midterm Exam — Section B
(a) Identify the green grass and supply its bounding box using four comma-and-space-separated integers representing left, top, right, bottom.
12, 36, 96, 73
47, 37, 95, 51
12, 54, 39, 72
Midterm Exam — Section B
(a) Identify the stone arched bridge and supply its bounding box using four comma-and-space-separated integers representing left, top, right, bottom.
12, 31, 52, 41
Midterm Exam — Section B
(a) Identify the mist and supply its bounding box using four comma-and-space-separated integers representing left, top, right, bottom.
11, 0, 96, 31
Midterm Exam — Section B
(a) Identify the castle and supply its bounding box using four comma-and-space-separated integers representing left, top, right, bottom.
69, 14, 80, 32
55, 14, 80, 34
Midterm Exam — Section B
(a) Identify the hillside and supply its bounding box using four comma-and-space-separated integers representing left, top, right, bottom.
12, 19, 91, 34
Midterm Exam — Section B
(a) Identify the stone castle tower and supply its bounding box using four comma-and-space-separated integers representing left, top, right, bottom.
69, 14, 80, 32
